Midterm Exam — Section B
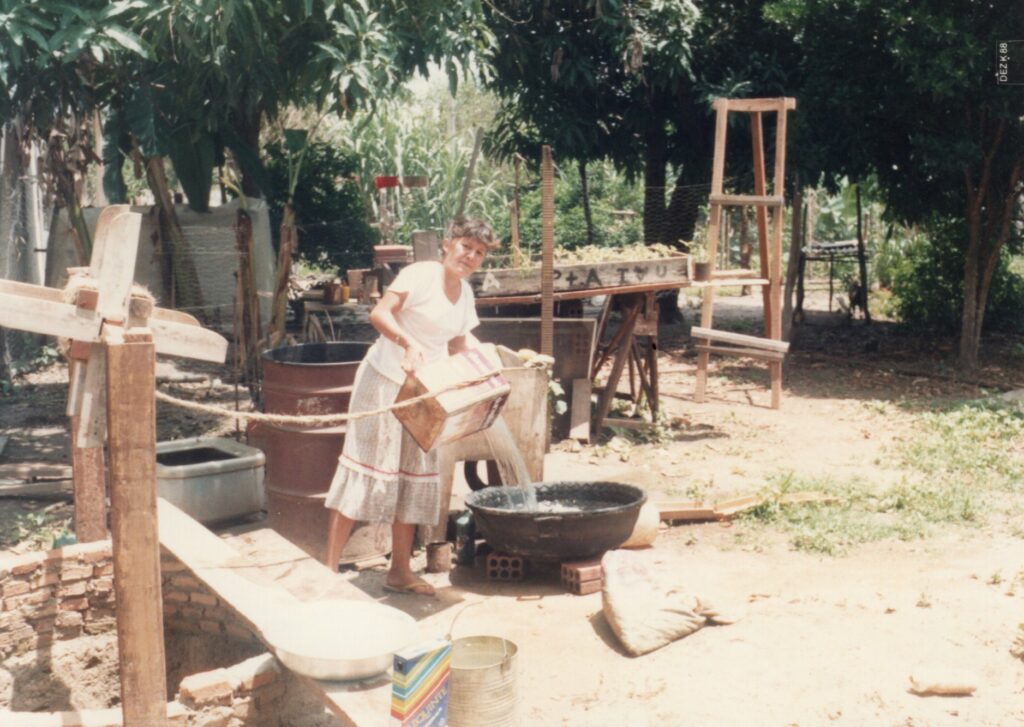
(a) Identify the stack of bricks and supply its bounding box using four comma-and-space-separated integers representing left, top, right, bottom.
0, 541, 117, 659
160, 551, 262, 646
176, 653, 289, 723
560, 558, 604, 595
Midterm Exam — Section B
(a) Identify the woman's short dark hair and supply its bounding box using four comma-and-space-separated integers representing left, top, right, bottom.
446, 216, 499, 249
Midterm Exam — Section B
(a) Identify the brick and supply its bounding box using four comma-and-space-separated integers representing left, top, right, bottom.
84, 617, 117, 635
10, 553, 45, 576
89, 576, 114, 594
33, 616, 56, 633
93, 563, 114, 577
180, 606, 202, 621
171, 575, 201, 590
165, 590, 189, 603
32, 571, 60, 588
180, 668, 234, 705
60, 565, 93, 582
232, 698, 256, 720
161, 558, 188, 573
228, 654, 280, 692
60, 597, 90, 611
3, 580, 30, 598
193, 705, 233, 727
191, 592, 217, 607
199, 619, 223, 634
26, 602, 58, 620
0, 632, 11, 648
59, 581, 87, 598
486, 551, 526, 582
56, 610, 84, 629
223, 624, 255, 642
83, 549, 112, 563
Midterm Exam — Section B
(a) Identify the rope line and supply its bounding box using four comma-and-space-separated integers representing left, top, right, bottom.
155, 362, 549, 426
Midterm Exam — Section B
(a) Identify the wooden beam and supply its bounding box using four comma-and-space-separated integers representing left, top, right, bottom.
718, 97, 797, 113
106, 327, 168, 726
694, 344, 785, 362
0, 292, 102, 342
691, 326, 790, 353
708, 194, 783, 207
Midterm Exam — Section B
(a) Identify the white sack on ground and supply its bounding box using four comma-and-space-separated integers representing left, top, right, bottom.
600, 549, 741, 656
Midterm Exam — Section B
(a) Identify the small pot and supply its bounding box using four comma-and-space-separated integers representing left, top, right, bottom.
693, 261, 712, 282
323, 282, 344, 305
425, 541, 453, 573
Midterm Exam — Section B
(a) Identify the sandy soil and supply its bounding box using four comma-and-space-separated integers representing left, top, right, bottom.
1, 288, 1023, 725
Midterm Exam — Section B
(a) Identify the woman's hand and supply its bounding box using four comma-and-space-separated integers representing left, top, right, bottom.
400, 342, 426, 374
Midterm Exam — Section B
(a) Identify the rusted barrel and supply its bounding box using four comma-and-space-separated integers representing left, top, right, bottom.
250, 342, 390, 564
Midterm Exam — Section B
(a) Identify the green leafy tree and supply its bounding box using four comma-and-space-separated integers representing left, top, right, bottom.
771, 0, 1024, 369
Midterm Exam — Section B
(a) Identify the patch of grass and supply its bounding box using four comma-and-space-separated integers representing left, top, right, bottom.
740, 399, 1024, 555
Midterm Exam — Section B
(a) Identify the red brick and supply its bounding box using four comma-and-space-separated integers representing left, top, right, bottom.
89, 576, 114, 594
180, 606, 202, 621
56, 610, 84, 629
2, 581, 30, 598
32, 571, 60, 588
60, 597, 90, 611
224, 624, 255, 642
10, 554, 45, 576
161, 558, 187, 573
93, 563, 114, 577
179, 668, 234, 705
59, 581, 87, 598
171, 575, 201, 590
60, 565, 93, 582
199, 619, 223, 634
83, 549, 112, 563
165, 591, 189, 603
26, 602, 58, 620
191, 592, 217, 607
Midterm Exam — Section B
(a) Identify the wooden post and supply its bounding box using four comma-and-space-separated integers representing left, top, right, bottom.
106, 328, 168, 727
856, 184, 872, 323
783, 174, 803, 338
510, 156, 522, 268
749, 111, 772, 339
69, 414, 106, 542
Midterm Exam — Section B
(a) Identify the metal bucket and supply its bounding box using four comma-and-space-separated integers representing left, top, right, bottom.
448, 636, 519, 727
250, 341, 389, 563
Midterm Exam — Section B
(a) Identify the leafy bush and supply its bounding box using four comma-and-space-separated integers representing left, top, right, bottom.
263, 141, 378, 273
888, 218, 1024, 333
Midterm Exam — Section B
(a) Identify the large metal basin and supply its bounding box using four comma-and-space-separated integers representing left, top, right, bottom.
464, 482, 646, 560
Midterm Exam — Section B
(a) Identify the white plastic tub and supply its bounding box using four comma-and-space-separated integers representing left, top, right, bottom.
156, 437, 265, 524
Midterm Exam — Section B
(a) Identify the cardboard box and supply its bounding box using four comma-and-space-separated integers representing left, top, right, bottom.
391, 639, 452, 727
393, 344, 510, 452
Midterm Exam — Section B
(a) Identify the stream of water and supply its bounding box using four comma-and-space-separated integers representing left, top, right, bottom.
481, 416, 538, 511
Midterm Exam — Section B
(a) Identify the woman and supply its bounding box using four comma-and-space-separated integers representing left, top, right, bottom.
323, 217, 497, 595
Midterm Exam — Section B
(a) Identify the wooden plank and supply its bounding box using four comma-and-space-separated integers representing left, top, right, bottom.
0, 480, 71, 497
0, 278, 65, 303
713, 494, 765, 517
148, 317, 228, 363
77, 348, 107, 448
474, 278, 689, 306
690, 278, 770, 289
0, 292, 102, 342
0, 463, 73, 480
90, 206, 141, 324
708, 194, 783, 207
471, 256, 690, 298
106, 328, 168, 726
569, 378, 592, 442
691, 326, 790, 353
720, 97, 797, 113
694, 344, 786, 362
474, 318, 596, 380
657, 501, 718, 521
751, 110, 773, 340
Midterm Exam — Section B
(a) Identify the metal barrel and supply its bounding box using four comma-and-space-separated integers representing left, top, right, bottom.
251, 342, 389, 563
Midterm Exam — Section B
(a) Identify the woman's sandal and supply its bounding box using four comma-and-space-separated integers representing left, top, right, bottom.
382, 579, 436, 597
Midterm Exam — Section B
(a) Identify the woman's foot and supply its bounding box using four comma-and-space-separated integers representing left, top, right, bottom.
383, 575, 436, 597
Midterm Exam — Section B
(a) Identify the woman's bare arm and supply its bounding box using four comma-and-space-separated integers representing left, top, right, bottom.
369, 290, 425, 372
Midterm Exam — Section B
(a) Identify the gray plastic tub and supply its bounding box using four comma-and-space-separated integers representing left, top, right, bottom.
156, 437, 265, 524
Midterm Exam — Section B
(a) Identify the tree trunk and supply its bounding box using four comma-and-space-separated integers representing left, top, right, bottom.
579, 161, 594, 246
232, 107, 264, 199
642, 125, 667, 244
136, 146, 205, 313
235, 209, 262, 406
267, 203, 297, 348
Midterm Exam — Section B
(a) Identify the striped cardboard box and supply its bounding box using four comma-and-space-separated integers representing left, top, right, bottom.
391, 639, 452, 726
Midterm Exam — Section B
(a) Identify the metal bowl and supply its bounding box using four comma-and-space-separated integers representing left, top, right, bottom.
265, 599, 417, 681
464, 482, 647, 560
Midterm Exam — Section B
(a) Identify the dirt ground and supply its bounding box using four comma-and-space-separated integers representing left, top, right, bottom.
2, 287, 1023, 725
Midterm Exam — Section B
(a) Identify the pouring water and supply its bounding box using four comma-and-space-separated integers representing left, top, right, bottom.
481, 416, 538, 511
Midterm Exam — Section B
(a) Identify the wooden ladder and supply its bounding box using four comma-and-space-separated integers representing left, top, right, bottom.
694, 97, 796, 409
